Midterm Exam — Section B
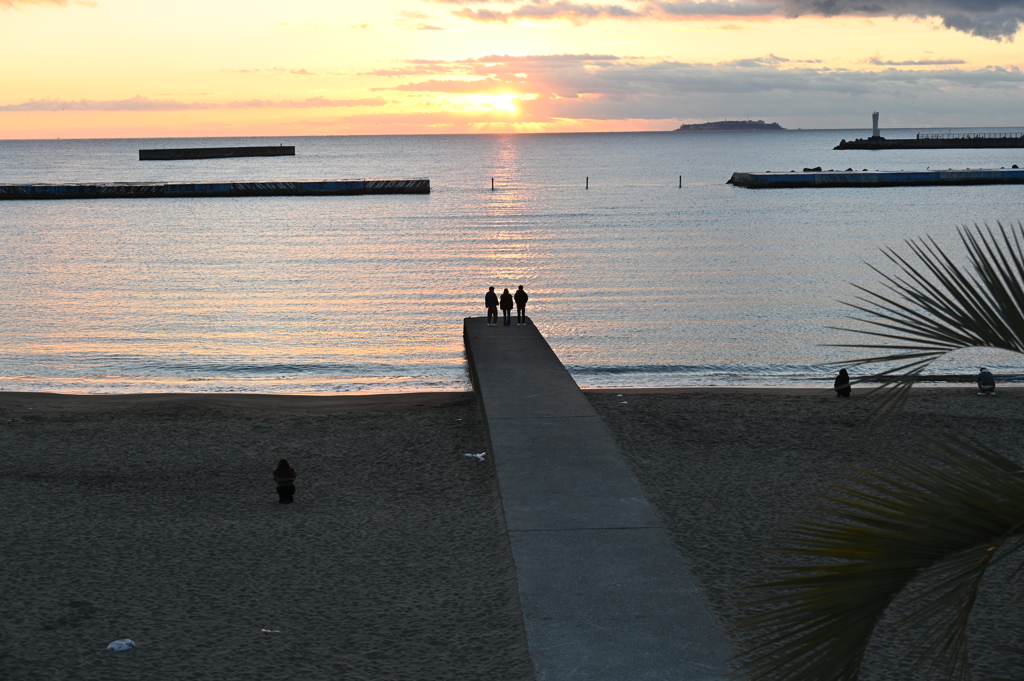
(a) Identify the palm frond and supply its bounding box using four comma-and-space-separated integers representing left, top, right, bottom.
834, 222, 1024, 368
731, 436, 1024, 681
822, 222, 1024, 447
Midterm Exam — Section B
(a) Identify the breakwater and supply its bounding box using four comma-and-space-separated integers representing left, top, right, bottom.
0, 178, 430, 200
728, 168, 1024, 189
835, 134, 1024, 150
139, 146, 295, 160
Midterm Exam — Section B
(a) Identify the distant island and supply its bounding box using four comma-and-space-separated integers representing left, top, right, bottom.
675, 120, 785, 132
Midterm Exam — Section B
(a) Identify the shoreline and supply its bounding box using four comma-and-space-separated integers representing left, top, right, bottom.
1, 383, 1018, 412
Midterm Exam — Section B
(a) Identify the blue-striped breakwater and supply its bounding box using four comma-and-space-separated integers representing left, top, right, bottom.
0, 178, 430, 200
728, 168, 1024, 188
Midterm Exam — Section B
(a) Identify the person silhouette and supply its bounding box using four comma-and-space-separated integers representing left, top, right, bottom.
514, 285, 529, 325
484, 286, 499, 326
834, 369, 851, 397
273, 459, 297, 504
499, 288, 514, 326
977, 367, 996, 395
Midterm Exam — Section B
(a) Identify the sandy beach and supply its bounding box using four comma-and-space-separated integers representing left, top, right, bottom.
589, 387, 1024, 681
0, 391, 531, 681
4, 387, 1024, 680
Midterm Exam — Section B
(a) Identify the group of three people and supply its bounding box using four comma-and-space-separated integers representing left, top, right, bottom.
485, 285, 529, 326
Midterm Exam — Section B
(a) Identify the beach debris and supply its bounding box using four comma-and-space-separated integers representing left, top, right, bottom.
106, 639, 135, 652
620, 401, 628, 404
464, 452, 486, 461
261, 628, 281, 633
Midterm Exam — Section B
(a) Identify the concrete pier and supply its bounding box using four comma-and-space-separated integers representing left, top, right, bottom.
463, 317, 730, 681
728, 167, 1024, 188
0, 179, 429, 200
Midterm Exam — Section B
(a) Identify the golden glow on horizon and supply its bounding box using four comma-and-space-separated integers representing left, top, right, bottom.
1, 0, 1023, 137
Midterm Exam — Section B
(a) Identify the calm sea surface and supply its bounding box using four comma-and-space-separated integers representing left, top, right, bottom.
2, 130, 1023, 394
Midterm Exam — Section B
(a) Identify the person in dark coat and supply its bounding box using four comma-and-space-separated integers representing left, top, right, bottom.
273, 459, 297, 504
834, 369, 851, 397
977, 368, 996, 395
514, 285, 529, 325
484, 286, 499, 326
499, 288, 514, 326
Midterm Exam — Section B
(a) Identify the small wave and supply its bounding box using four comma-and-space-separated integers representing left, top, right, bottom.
567, 363, 830, 377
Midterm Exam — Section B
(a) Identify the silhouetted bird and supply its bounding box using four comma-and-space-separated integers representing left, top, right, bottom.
834, 369, 851, 397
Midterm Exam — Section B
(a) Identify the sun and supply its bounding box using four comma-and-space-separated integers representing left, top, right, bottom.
468, 93, 522, 113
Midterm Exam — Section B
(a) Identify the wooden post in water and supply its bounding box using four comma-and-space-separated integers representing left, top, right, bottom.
491, 178, 494, 191
586, 176, 589, 189
679, 175, 682, 188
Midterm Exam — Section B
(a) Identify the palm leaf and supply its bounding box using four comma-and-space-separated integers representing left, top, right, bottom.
825, 222, 1024, 446
732, 436, 1024, 681
833, 221, 1024, 368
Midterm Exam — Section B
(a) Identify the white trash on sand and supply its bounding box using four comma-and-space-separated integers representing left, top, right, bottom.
464, 452, 486, 461
106, 639, 135, 651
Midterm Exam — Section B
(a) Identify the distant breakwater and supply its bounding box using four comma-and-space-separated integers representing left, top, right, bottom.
139, 145, 296, 160
728, 168, 1024, 189
835, 135, 1024, 150
0, 179, 430, 200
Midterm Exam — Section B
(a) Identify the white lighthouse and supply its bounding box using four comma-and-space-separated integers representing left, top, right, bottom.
872, 111, 880, 138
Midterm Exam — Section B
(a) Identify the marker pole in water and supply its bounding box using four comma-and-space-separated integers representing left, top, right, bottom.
491, 177, 494, 191
679, 175, 682, 188
586, 176, 589, 189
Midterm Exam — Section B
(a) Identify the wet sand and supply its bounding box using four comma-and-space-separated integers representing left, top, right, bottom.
0, 391, 532, 681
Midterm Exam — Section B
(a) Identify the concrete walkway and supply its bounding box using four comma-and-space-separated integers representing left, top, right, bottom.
463, 317, 730, 681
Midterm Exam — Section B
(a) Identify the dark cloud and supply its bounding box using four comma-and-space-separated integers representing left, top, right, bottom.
433, 0, 1024, 39
867, 56, 966, 65
0, 95, 387, 111
772, 1, 1024, 39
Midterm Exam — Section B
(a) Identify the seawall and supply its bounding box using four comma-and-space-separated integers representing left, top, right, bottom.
728, 168, 1024, 188
139, 146, 296, 160
0, 179, 430, 200
835, 138, 1024, 150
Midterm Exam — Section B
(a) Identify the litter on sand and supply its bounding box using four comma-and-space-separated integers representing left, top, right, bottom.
261, 628, 281, 633
106, 639, 135, 652
464, 452, 486, 461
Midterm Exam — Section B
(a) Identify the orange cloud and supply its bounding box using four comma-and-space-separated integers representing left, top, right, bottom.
0, 95, 387, 111
361, 52, 1024, 126
2, 0, 95, 7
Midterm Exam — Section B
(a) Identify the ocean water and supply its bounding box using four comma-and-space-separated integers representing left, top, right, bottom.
2, 130, 1024, 394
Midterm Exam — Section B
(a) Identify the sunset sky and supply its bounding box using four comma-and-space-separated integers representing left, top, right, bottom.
3, 0, 1024, 138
